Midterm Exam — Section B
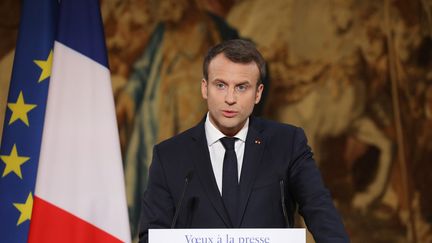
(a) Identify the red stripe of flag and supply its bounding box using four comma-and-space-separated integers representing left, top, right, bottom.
28, 196, 123, 243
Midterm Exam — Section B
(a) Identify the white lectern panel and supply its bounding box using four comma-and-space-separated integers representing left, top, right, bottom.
149, 228, 305, 243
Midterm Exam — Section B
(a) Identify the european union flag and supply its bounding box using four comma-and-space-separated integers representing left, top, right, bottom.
0, 0, 58, 242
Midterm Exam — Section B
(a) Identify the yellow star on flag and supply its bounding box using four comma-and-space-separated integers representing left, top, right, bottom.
1, 144, 30, 179
7, 91, 37, 126
13, 192, 33, 225
34, 50, 53, 82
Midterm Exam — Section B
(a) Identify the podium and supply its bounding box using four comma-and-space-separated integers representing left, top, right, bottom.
149, 228, 305, 243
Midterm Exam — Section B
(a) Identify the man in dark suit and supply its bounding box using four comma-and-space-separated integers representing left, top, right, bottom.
138, 39, 349, 242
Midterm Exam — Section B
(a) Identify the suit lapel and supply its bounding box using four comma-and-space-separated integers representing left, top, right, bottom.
190, 122, 233, 227
236, 117, 266, 227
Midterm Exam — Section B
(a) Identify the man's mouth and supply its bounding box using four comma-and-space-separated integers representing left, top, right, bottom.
222, 110, 238, 118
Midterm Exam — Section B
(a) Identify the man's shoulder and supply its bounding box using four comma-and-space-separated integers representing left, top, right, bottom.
156, 123, 202, 150
252, 117, 300, 134
250, 117, 309, 145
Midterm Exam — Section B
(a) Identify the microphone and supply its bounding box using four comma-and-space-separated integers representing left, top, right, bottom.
279, 177, 290, 228
171, 170, 194, 228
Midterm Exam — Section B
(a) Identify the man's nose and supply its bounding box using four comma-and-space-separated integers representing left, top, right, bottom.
225, 88, 236, 105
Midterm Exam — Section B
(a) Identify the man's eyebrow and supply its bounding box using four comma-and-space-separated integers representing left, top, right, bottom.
236, 81, 251, 85
211, 78, 227, 84
211, 79, 252, 85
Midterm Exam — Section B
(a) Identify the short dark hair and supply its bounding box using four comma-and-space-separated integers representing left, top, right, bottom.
203, 39, 266, 84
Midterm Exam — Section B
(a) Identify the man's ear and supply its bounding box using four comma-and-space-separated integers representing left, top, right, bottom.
201, 79, 208, 99
255, 83, 264, 104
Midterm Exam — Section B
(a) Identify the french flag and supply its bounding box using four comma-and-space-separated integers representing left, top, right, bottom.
28, 0, 131, 242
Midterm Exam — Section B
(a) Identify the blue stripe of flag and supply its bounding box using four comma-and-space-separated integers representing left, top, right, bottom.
0, 0, 58, 242
56, 0, 108, 68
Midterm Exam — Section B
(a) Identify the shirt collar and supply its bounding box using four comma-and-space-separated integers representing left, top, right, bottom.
205, 112, 249, 146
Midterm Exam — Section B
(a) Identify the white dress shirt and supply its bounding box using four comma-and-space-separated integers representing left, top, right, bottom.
204, 113, 248, 195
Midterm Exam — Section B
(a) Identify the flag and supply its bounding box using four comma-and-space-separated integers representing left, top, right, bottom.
0, 0, 58, 242
27, 0, 131, 242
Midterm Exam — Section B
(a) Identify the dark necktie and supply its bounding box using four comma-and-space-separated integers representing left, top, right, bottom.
220, 137, 239, 225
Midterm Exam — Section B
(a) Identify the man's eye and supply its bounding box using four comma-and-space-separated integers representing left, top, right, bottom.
236, 84, 248, 92
215, 83, 226, 89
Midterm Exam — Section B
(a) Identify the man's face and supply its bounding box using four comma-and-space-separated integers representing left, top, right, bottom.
202, 53, 264, 136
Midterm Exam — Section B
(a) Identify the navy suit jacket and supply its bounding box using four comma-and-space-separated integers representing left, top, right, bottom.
138, 117, 349, 242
